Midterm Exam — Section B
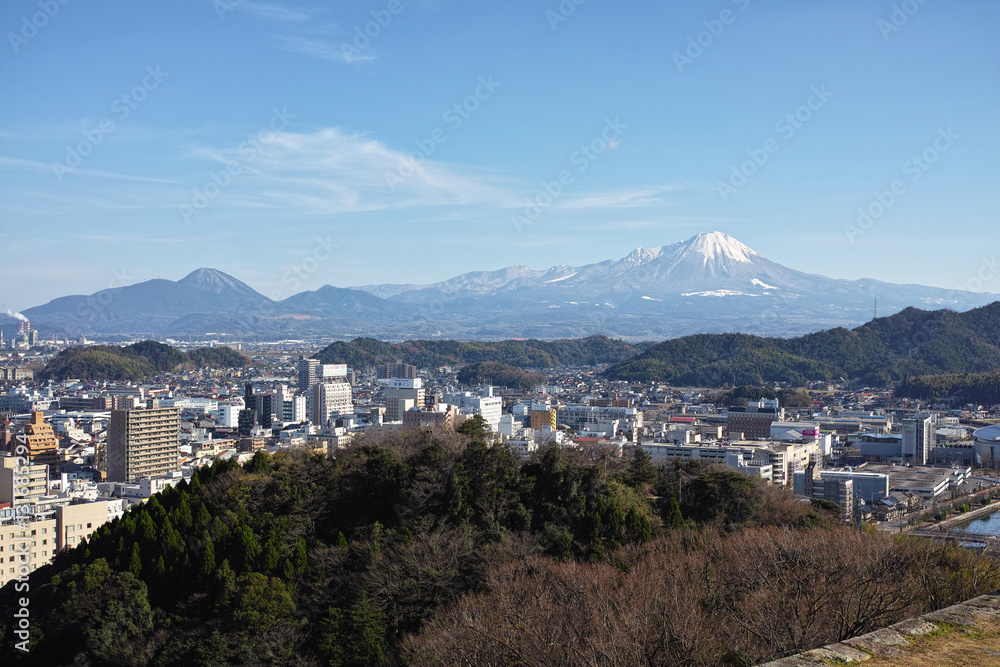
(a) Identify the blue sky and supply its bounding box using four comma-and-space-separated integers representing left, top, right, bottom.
1, 0, 997, 309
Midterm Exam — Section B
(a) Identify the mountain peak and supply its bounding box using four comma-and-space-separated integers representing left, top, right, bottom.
178, 268, 264, 299
623, 247, 664, 265
681, 232, 757, 264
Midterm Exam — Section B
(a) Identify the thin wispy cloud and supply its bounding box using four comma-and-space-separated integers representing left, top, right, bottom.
0, 155, 182, 185
190, 127, 518, 214
272, 35, 374, 64
239, 2, 316, 23
556, 184, 693, 211
231, 2, 374, 65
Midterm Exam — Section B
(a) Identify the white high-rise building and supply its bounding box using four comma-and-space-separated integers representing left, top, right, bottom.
217, 401, 241, 428
312, 382, 353, 427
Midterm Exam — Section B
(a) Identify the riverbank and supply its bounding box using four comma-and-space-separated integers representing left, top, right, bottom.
935, 499, 1000, 531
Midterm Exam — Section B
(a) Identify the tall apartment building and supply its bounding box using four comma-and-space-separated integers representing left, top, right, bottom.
377, 363, 417, 380
21, 411, 59, 467
107, 407, 180, 482
0, 457, 49, 504
297, 357, 319, 392
530, 408, 557, 431
901, 415, 934, 465
275, 386, 308, 423
385, 378, 424, 423
217, 401, 242, 428
311, 382, 353, 427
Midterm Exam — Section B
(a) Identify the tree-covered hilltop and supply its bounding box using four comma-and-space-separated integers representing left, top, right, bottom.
187, 345, 252, 369
709, 385, 815, 408
896, 372, 1000, 405
314, 335, 652, 370
2, 421, 996, 666
39, 341, 250, 381
604, 302, 1000, 386
456, 361, 544, 390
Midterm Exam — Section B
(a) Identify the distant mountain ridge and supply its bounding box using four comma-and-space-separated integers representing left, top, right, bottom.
21, 233, 1000, 339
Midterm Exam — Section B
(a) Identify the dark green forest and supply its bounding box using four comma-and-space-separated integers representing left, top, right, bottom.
896, 372, 1000, 405
455, 361, 544, 390
603, 303, 1000, 386
314, 335, 651, 370
39, 341, 251, 381
2, 419, 996, 666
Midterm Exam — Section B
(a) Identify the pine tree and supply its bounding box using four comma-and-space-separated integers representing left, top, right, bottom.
128, 543, 143, 578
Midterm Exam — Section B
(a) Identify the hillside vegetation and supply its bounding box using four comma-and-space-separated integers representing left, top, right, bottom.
456, 361, 544, 390
896, 372, 1000, 405
315, 335, 651, 370
1, 421, 996, 666
40, 341, 250, 381
604, 303, 1000, 386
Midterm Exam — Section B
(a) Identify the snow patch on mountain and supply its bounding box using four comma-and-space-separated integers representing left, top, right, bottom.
752, 278, 779, 290
545, 272, 578, 283
682, 290, 757, 297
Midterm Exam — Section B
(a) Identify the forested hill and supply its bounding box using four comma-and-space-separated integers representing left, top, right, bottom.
1, 424, 995, 665
603, 302, 1000, 386
314, 335, 652, 369
39, 341, 250, 381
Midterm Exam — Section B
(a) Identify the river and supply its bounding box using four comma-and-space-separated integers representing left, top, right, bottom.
960, 509, 1000, 537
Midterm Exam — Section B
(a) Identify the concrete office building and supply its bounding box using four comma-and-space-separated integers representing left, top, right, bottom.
385, 378, 425, 423
55, 501, 109, 551
727, 400, 784, 439
443, 388, 504, 432
795, 468, 890, 505
107, 407, 180, 482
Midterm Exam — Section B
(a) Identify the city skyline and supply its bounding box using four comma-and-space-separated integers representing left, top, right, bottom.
1, 0, 998, 309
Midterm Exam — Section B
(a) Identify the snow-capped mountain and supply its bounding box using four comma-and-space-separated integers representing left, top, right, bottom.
22, 233, 1000, 340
